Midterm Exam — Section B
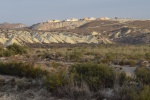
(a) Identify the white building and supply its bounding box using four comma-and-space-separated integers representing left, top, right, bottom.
65, 19, 71, 22
70, 18, 78, 21
88, 17, 96, 20
98, 17, 110, 20
65, 18, 78, 22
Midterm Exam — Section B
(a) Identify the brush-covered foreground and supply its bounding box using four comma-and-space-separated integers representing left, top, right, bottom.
0, 44, 150, 100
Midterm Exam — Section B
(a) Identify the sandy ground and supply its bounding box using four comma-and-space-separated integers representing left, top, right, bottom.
111, 65, 137, 77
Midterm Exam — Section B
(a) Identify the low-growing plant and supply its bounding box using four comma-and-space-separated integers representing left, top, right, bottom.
135, 67, 150, 85
0, 78, 5, 87
145, 52, 150, 60
0, 62, 46, 78
70, 62, 115, 91
65, 49, 83, 61
119, 59, 137, 67
0, 43, 28, 57
138, 85, 150, 100
6, 43, 28, 55
56, 82, 91, 99
114, 84, 150, 100
44, 68, 70, 92
50, 61, 63, 68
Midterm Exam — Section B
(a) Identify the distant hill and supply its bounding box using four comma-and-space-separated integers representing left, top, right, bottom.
0, 22, 27, 29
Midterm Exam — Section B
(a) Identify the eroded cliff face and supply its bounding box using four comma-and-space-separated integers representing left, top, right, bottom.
0, 29, 112, 46
0, 25, 150, 46
30, 20, 91, 30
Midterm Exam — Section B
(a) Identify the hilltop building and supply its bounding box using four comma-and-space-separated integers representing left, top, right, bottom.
81, 17, 96, 21
88, 17, 96, 20
98, 17, 110, 20
65, 18, 78, 22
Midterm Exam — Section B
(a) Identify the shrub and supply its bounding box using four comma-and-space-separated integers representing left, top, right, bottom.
50, 61, 62, 68
70, 62, 115, 91
105, 53, 116, 61
119, 59, 137, 67
118, 72, 127, 86
0, 43, 28, 57
44, 68, 71, 92
0, 62, 46, 78
128, 60, 137, 67
114, 84, 140, 100
145, 53, 150, 60
135, 67, 150, 85
56, 82, 91, 99
0, 78, 5, 87
114, 85, 150, 100
6, 43, 28, 55
138, 85, 150, 100
65, 49, 83, 61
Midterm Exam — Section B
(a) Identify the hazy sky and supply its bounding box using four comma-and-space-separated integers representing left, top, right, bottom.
0, 0, 149, 25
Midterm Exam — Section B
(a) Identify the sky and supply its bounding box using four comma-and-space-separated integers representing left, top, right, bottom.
0, 0, 150, 25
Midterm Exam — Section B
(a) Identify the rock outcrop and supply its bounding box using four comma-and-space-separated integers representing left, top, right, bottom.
0, 29, 111, 46
109, 27, 150, 44
30, 20, 91, 30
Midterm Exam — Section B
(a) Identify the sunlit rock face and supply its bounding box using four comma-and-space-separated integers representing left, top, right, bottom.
0, 29, 111, 46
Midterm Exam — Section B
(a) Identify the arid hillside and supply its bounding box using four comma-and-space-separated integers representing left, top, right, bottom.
0, 19, 150, 46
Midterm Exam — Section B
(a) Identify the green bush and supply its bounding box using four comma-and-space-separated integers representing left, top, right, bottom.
135, 67, 150, 84
105, 53, 116, 61
44, 68, 70, 92
0, 43, 28, 57
116, 85, 150, 100
0, 62, 46, 78
118, 72, 127, 86
70, 62, 115, 91
6, 43, 28, 55
128, 60, 137, 67
138, 85, 150, 100
65, 49, 83, 61
119, 59, 137, 67
50, 61, 63, 68
145, 53, 150, 60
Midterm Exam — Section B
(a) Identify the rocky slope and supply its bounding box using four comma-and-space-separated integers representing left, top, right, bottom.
30, 20, 91, 30
110, 27, 150, 44
0, 19, 150, 46
0, 29, 112, 46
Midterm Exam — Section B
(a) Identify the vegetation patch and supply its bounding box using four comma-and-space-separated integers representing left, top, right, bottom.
0, 62, 46, 78
0, 43, 28, 57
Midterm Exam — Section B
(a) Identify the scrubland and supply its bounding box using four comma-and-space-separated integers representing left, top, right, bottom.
0, 44, 150, 100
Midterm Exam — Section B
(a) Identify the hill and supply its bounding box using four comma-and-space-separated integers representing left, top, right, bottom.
0, 22, 27, 29
0, 19, 150, 46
